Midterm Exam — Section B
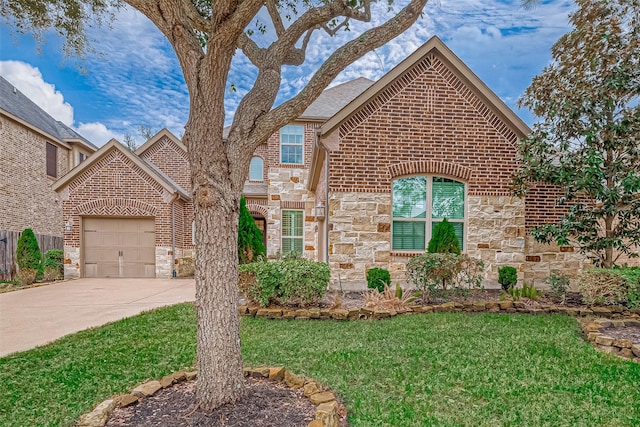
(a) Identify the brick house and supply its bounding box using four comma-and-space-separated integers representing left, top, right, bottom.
52, 36, 637, 283
0, 76, 97, 279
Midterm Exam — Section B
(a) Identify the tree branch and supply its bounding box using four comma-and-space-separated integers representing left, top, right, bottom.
265, 0, 286, 37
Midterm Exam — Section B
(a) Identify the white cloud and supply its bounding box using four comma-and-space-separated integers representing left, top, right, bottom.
0, 60, 120, 146
0, 60, 74, 125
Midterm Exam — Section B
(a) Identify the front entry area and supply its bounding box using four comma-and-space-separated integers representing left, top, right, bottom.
83, 217, 156, 278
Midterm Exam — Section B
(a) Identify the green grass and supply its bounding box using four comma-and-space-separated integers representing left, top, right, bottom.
2, 305, 639, 426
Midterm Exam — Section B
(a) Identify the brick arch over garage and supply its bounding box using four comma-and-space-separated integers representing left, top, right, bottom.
73, 198, 158, 217
387, 160, 472, 182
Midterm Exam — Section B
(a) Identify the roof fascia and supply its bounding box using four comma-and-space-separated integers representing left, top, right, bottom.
1, 109, 72, 150
63, 138, 98, 153
307, 131, 327, 192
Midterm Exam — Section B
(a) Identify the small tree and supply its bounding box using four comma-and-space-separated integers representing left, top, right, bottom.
428, 218, 461, 255
16, 228, 41, 285
238, 196, 265, 264
366, 267, 391, 292
513, 0, 640, 268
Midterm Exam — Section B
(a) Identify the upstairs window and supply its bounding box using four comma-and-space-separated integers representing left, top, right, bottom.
392, 176, 466, 251
249, 157, 263, 181
280, 125, 303, 164
79, 152, 86, 164
46, 142, 57, 178
282, 210, 303, 255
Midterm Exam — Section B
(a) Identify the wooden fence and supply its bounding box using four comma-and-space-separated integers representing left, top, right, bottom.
0, 230, 63, 282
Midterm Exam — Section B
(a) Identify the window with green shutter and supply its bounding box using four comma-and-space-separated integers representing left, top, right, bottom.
282, 210, 303, 255
392, 176, 466, 251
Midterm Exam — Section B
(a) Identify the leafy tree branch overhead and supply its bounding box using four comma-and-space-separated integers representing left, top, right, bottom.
513, 0, 640, 269
2, 0, 431, 411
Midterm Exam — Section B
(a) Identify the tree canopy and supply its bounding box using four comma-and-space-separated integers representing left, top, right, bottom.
514, 0, 640, 268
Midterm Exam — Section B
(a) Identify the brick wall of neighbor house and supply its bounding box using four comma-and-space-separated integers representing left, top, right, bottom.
139, 135, 191, 191
324, 52, 589, 288
0, 115, 71, 237
58, 149, 182, 278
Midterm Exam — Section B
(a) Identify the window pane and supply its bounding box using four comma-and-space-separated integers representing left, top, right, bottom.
282, 237, 303, 255
431, 221, 464, 250
282, 210, 303, 237
392, 221, 426, 251
432, 177, 464, 219
281, 145, 302, 164
280, 125, 304, 164
392, 177, 426, 218
249, 157, 263, 180
46, 142, 57, 177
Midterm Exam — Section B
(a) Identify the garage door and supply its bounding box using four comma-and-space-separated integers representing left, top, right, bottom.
83, 218, 156, 278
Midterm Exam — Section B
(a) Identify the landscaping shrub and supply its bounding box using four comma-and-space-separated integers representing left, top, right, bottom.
239, 258, 330, 307
176, 257, 195, 277
578, 270, 628, 306
609, 266, 640, 309
498, 265, 518, 291
366, 268, 391, 292
407, 253, 484, 301
545, 271, 570, 303
427, 218, 461, 254
363, 284, 420, 311
238, 196, 266, 264
502, 282, 539, 302
43, 249, 64, 281
15, 228, 41, 285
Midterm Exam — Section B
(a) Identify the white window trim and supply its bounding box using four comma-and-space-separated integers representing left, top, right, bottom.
281, 209, 304, 255
279, 124, 304, 165
391, 175, 467, 252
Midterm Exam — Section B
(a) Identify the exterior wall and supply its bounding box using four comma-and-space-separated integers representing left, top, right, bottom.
58, 148, 181, 278
138, 136, 191, 191
0, 115, 71, 237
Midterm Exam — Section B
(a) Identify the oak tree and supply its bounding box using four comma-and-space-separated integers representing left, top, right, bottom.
514, 0, 640, 268
2, 0, 430, 409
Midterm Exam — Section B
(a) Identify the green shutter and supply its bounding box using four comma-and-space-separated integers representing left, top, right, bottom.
282, 211, 303, 255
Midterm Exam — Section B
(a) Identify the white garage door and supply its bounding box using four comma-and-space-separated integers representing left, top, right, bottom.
83, 217, 156, 278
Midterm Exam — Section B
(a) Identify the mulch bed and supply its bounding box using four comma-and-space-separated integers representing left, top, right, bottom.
601, 324, 640, 344
106, 377, 317, 427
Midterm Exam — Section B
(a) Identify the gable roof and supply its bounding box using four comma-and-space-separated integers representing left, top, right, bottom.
135, 128, 186, 156
0, 76, 98, 152
52, 138, 190, 199
320, 36, 531, 138
299, 77, 375, 121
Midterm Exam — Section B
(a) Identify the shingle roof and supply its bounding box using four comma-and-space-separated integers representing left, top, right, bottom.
299, 77, 375, 120
0, 76, 97, 150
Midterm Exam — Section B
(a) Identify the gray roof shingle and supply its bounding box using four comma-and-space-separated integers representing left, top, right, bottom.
300, 77, 374, 120
0, 76, 97, 150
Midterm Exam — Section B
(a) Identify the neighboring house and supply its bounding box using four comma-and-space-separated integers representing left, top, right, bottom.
0, 76, 97, 279
52, 36, 637, 284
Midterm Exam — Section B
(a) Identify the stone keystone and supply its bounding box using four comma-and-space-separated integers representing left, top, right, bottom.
315, 400, 339, 427
132, 380, 162, 398
78, 399, 116, 427
309, 391, 336, 405
285, 371, 305, 389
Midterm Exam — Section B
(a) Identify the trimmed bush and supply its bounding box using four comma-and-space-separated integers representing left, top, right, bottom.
427, 218, 461, 254
498, 266, 518, 291
579, 270, 628, 306
407, 253, 484, 301
16, 229, 41, 285
43, 249, 64, 281
239, 258, 330, 307
609, 266, 640, 309
366, 268, 391, 292
545, 271, 570, 302
238, 196, 266, 264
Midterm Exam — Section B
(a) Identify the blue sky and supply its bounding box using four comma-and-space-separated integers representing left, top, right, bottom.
0, 0, 575, 147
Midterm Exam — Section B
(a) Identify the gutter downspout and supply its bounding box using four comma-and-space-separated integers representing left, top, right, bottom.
171, 193, 178, 278
324, 148, 329, 264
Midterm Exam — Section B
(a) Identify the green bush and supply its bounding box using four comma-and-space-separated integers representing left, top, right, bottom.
366, 268, 391, 292
42, 249, 64, 281
545, 271, 570, 303
579, 269, 628, 306
238, 196, 266, 264
609, 266, 640, 309
407, 253, 484, 301
502, 282, 539, 302
16, 229, 41, 270
427, 218, 461, 254
498, 266, 518, 291
239, 258, 330, 307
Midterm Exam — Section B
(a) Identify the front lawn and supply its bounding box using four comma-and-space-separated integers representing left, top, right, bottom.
1, 304, 639, 426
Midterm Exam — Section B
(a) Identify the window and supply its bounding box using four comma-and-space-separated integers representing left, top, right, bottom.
79, 152, 86, 164
282, 210, 303, 255
280, 125, 303, 164
392, 176, 465, 251
46, 142, 57, 177
249, 157, 263, 181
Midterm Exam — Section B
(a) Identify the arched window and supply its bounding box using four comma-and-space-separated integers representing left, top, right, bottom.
392, 176, 466, 251
249, 157, 263, 181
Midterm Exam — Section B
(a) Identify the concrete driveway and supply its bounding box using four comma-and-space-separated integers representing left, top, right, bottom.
0, 278, 195, 357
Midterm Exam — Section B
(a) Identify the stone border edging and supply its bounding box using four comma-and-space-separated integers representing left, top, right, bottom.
239, 301, 640, 321
581, 318, 640, 362
77, 367, 345, 427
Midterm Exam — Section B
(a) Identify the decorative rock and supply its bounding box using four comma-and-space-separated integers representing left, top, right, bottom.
160, 374, 175, 388
587, 332, 601, 340
283, 310, 297, 319
118, 394, 139, 408
610, 305, 625, 313
266, 308, 283, 319
185, 371, 197, 381
285, 371, 305, 389
591, 307, 612, 317
304, 381, 321, 397
296, 309, 310, 318
347, 309, 362, 319
309, 391, 336, 405
579, 308, 593, 316
256, 308, 270, 317
485, 302, 499, 310
244, 367, 270, 378
599, 346, 618, 354
238, 305, 248, 315
307, 421, 324, 427
632, 345, 640, 357
619, 348, 634, 359
593, 318, 612, 326
613, 339, 633, 349
315, 400, 339, 427
373, 309, 391, 319
248, 307, 259, 316
331, 309, 349, 320
513, 301, 526, 309
269, 367, 286, 382
172, 371, 187, 383
585, 323, 604, 332
320, 309, 331, 319
421, 306, 434, 313
309, 308, 321, 319
132, 380, 162, 398
565, 308, 580, 316
472, 302, 486, 312
594, 336, 615, 346
78, 399, 116, 427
